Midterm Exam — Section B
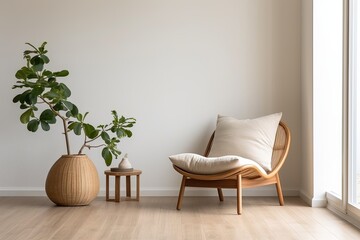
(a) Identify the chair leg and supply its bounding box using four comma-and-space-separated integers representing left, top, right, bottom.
217, 188, 224, 202
275, 173, 284, 206
237, 175, 242, 215
176, 176, 187, 210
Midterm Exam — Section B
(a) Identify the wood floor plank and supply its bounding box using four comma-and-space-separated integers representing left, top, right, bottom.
0, 196, 360, 240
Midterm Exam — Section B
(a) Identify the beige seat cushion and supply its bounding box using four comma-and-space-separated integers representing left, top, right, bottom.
169, 153, 266, 175
208, 113, 282, 171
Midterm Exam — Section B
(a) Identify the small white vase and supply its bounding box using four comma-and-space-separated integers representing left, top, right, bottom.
118, 154, 132, 170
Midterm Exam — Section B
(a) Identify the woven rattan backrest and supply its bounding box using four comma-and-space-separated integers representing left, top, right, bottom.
271, 122, 290, 170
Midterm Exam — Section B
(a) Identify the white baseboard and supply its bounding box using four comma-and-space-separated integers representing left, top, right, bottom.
0, 187, 299, 197
0, 187, 47, 196
299, 190, 327, 207
299, 190, 312, 206
135, 188, 299, 197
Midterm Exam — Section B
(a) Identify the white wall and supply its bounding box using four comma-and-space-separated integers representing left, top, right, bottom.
300, 0, 314, 204
0, 0, 302, 196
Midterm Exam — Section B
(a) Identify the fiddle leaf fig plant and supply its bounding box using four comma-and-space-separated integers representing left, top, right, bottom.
12, 42, 136, 166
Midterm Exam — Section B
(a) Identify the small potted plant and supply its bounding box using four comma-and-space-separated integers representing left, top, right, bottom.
12, 42, 136, 206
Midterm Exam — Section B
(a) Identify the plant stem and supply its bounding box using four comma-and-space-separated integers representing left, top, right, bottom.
78, 134, 102, 154
78, 134, 87, 155
84, 144, 106, 149
40, 97, 71, 155
62, 119, 71, 155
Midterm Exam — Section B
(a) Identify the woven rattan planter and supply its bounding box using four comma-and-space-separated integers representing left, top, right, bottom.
45, 154, 100, 206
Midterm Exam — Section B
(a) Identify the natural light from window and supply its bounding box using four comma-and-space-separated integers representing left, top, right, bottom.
314, 0, 343, 198
349, 0, 360, 207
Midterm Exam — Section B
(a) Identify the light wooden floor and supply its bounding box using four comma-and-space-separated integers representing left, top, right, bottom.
0, 196, 360, 240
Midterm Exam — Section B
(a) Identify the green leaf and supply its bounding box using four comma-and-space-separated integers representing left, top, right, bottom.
15, 70, 27, 80
30, 56, 44, 66
40, 55, 50, 64
13, 94, 22, 103
73, 122, 82, 135
27, 73, 37, 79
54, 70, 69, 77
30, 86, 44, 99
83, 112, 89, 120
62, 101, 77, 117
25, 43, 38, 54
67, 121, 82, 135
39, 109, 56, 123
111, 110, 118, 120
119, 116, 126, 124
40, 121, 50, 131
101, 131, 110, 142
24, 92, 32, 105
32, 64, 44, 72
83, 124, 96, 138
110, 126, 116, 133
47, 117, 56, 124
43, 91, 60, 99
111, 149, 121, 157
76, 113, 83, 121
48, 77, 56, 83
17, 90, 31, 104
89, 130, 99, 139
38, 42, 47, 53
24, 67, 34, 75
116, 128, 127, 138
30, 56, 44, 72
20, 104, 28, 109
23, 50, 37, 55
27, 119, 39, 132
28, 93, 38, 105
43, 70, 53, 76
15, 67, 34, 80
82, 123, 99, 139
102, 147, 112, 166
20, 109, 33, 124
124, 129, 133, 138
62, 100, 73, 111
68, 122, 79, 130
60, 83, 71, 98
70, 104, 78, 116
53, 102, 66, 111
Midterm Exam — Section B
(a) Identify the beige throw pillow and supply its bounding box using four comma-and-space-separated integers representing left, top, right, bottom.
208, 113, 282, 171
169, 153, 266, 175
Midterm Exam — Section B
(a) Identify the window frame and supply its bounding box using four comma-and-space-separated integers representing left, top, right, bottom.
326, 0, 360, 227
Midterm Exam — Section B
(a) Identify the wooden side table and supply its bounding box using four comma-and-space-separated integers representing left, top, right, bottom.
104, 169, 142, 202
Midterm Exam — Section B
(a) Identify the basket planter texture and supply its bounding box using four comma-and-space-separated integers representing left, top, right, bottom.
45, 154, 99, 206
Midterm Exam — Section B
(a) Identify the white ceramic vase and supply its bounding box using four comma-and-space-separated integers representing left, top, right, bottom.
118, 154, 132, 170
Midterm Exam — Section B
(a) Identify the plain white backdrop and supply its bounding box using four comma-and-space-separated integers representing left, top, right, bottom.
0, 0, 302, 197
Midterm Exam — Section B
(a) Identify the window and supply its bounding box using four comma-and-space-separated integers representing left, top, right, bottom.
326, 0, 360, 226
349, 0, 360, 209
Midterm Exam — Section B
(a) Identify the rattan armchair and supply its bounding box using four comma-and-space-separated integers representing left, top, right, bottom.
173, 121, 291, 215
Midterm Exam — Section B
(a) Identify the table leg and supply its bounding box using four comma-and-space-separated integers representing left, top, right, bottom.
136, 174, 140, 201
106, 174, 109, 201
126, 176, 131, 198
115, 176, 120, 202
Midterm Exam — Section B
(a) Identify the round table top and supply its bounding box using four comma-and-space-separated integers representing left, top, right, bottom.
104, 169, 142, 176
